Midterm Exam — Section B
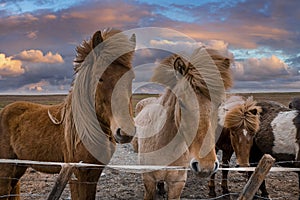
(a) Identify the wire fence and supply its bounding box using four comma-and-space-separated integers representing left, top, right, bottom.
0, 158, 299, 200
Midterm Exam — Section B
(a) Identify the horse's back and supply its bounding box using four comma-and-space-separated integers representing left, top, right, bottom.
255, 101, 299, 162
0, 101, 65, 165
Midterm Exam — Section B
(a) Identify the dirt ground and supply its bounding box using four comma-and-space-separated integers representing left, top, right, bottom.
1, 93, 300, 199
19, 144, 299, 200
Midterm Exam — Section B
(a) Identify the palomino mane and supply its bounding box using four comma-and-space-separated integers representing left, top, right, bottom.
224, 97, 262, 133
151, 48, 232, 105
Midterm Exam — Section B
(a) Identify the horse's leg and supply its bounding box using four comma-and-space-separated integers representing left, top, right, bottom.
69, 167, 102, 200
166, 181, 185, 200
142, 173, 157, 200
8, 166, 27, 200
221, 149, 233, 196
208, 148, 219, 197
0, 164, 15, 200
258, 180, 270, 199
208, 173, 216, 197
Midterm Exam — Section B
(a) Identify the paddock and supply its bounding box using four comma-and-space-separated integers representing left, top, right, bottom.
0, 93, 299, 199
0, 144, 297, 200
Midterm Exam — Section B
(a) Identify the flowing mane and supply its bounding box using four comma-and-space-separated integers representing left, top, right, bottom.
73, 28, 134, 73
64, 28, 136, 162
151, 48, 232, 104
0, 28, 136, 199
224, 97, 262, 133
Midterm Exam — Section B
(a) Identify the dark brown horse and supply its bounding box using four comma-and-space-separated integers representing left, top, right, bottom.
0, 29, 136, 200
208, 95, 262, 197
290, 97, 300, 110
249, 100, 300, 199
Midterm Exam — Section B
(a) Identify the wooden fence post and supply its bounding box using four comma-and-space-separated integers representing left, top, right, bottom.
47, 163, 74, 200
238, 154, 275, 200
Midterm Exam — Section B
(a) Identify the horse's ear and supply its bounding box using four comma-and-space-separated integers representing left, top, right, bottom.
129, 33, 136, 48
223, 58, 230, 69
249, 108, 258, 115
174, 57, 187, 76
92, 30, 103, 49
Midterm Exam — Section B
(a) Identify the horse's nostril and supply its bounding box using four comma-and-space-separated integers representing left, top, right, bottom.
190, 160, 199, 172
213, 160, 219, 173
116, 128, 121, 135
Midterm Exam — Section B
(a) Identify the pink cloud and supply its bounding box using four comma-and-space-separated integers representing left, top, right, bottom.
0, 53, 24, 77
15, 50, 64, 64
233, 55, 291, 81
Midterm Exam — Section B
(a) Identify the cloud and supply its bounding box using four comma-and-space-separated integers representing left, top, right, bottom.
0, 53, 24, 77
26, 31, 38, 39
15, 49, 64, 63
44, 14, 57, 20
20, 80, 49, 92
232, 55, 291, 81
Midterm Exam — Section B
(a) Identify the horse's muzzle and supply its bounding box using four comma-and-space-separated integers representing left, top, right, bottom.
190, 159, 219, 178
114, 127, 135, 144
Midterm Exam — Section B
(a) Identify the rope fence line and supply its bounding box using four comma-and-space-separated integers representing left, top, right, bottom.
1, 159, 300, 172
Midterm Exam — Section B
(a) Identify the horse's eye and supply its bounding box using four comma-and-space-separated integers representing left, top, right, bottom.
99, 78, 104, 82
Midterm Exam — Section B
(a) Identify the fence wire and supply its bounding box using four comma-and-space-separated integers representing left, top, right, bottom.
0, 159, 299, 199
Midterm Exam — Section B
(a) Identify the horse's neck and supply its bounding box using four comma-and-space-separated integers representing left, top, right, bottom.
159, 89, 177, 108
157, 88, 180, 135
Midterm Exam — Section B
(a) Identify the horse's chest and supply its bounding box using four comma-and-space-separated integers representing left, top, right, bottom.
271, 111, 298, 157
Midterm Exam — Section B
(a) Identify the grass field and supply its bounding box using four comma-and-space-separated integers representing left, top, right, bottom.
0, 92, 299, 110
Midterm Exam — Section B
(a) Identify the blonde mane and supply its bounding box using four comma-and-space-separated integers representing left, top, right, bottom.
224, 97, 262, 133
151, 48, 232, 105
63, 28, 135, 163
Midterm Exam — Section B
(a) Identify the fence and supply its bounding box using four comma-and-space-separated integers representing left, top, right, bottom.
0, 155, 299, 200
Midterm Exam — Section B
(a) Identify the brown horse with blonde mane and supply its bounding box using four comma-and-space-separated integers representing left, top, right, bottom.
208, 95, 262, 198
0, 28, 136, 200
133, 48, 232, 199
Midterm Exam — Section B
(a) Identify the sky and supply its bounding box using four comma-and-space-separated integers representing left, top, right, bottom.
0, 0, 299, 94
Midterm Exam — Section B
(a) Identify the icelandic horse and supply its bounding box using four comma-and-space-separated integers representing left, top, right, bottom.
133, 48, 232, 199
0, 28, 136, 199
208, 95, 262, 198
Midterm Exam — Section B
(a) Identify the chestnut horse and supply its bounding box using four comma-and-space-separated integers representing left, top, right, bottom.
133, 48, 232, 199
0, 29, 136, 200
208, 95, 262, 198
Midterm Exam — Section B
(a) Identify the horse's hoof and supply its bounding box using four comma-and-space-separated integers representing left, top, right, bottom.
208, 191, 216, 197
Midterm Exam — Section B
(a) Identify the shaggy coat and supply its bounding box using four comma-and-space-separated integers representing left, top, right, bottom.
0, 28, 136, 200
208, 95, 262, 197
134, 48, 232, 200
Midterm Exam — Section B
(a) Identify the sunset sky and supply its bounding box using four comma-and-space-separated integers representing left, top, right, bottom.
0, 0, 299, 94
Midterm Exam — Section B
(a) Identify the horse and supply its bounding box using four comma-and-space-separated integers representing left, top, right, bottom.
0, 28, 136, 200
247, 100, 300, 199
289, 97, 300, 110
208, 95, 262, 198
209, 98, 300, 199
133, 48, 233, 199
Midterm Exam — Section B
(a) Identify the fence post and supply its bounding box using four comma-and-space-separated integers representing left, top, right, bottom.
47, 163, 74, 200
237, 154, 275, 200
